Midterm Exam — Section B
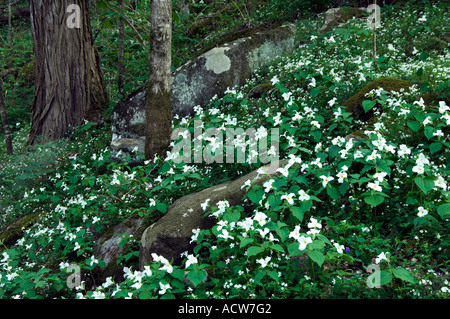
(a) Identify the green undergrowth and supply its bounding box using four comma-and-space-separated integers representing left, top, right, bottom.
0, 1, 449, 299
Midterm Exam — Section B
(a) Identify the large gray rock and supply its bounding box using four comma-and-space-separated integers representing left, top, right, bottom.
110, 137, 145, 165
318, 7, 367, 33
139, 159, 287, 269
111, 24, 297, 160
92, 213, 151, 282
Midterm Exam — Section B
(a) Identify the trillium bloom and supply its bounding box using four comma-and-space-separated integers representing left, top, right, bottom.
254, 211, 268, 226
200, 199, 210, 211
238, 217, 254, 232
298, 190, 310, 201
413, 98, 425, 109
354, 150, 363, 159
263, 179, 275, 193
373, 172, 387, 182
434, 176, 447, 190
89, 256, 99, 267
366, 150, 381, 162
292, 112, 303, 121
185, 254, 198, 268
320, 175, 334, 187
143, 266, 152, 277
334, 243, 345, 254
311, 120, 321, 129
423, 116, 432, 126
131, 281, 142, 289
218, 229, 234, 241
311, 158, 322, 168
375, 252, 389, 264
418, 15, 427, 22
368, 181, 382, 192
308, 217, 322, 230
412, 164, 425, 174
438, 101, 449, 114
256, 227, 270, 238
398, 144, 411, 157
159, 282, 171, 295
276, 166, 289, 177
271, 76, 279, 85
281, 193, 295, 205
257, 256, 271, 268
152, 254, 173, 274
298, 236, 313, 250
289, 225, 302, 241
336, 171, 347, 183
329, 98, 338, 107
288, 154, 302, 165
92, 291, 106, 299
160, 260, 173, 274
282, 92, 293, 101
416, 153, 430, 165
217, 200, 230, 214
111, 174, 120, 185
417, 207, 428, 217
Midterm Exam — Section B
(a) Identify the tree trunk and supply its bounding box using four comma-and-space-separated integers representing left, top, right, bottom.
117, 0, 125, 95
145, 0, 172, 161
7, 0, 12, 47
372, 0, 378, 70
27, 0, 108, 145
0, 78, 13, 155
0, 6, 30, 25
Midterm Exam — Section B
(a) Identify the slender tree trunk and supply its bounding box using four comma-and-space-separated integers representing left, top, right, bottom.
0, 78, 13, 155
7, 0, 12, 47
117, 0, 125, 95
145, 0, 172, 161
371, 0, 379, 70
27, 0, 108, 145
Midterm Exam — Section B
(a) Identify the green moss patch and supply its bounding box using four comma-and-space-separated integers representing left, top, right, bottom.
0, 211, 45, 248
343, 77, 415, 122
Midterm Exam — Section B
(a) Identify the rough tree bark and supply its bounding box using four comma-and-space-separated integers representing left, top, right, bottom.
27, 0, 108, 145
145, 0, 172, 161
0, 78, 13, 155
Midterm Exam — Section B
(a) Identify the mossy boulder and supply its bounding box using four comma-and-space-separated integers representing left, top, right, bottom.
111, 23, 297, 163
318, 7, 367, 33
247, 82, 274, 99
171, 22, 296, 118
139, 159, 287, 269
92, 213, 151, 283
0, 212, 45, 249
343, 77, 415, 122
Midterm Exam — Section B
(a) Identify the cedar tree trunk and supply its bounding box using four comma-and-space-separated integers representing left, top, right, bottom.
27, 0, 108, 145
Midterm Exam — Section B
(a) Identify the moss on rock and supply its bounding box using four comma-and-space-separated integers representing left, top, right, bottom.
0, 212, 45, 248
343, 77, 415, 122
248, 82, 274, 98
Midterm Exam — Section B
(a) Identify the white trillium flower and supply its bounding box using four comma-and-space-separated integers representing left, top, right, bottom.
298, 236, 313, 250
